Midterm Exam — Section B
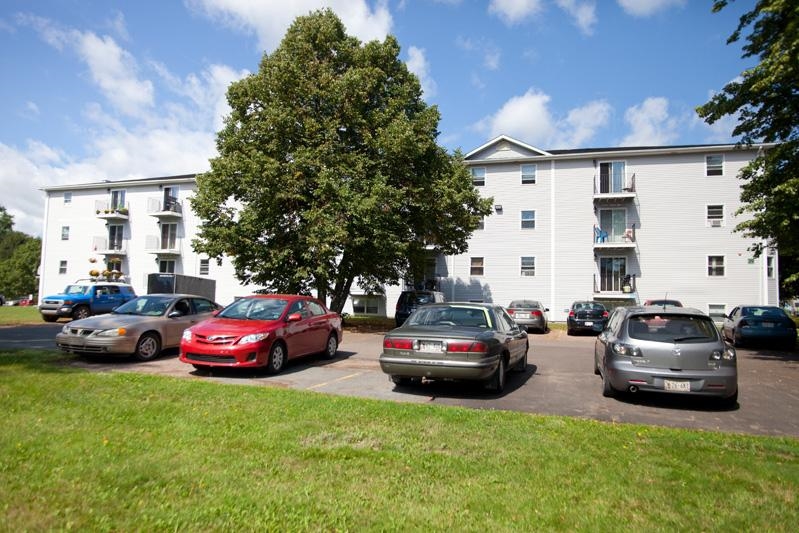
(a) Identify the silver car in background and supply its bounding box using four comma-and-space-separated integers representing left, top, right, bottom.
56, 294, 221, 361
594, 306, 737, 407
506, 300, 548, 333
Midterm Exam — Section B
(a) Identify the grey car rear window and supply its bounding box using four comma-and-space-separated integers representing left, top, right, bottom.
628, 315, 718, 342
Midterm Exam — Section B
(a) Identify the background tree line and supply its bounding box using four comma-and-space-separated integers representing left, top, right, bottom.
0, 206, 41, 301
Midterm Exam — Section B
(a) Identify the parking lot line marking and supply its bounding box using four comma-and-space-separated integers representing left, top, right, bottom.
307, 372, 362, 390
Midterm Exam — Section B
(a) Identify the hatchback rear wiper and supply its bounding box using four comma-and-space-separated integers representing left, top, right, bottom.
673, 336, 709, 342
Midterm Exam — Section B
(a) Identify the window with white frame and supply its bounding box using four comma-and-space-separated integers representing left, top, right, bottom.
63, 192, 72, 204
61, 226, 69, 240
352, 295, 380, 315
520, 256, 535, 276
521, 210, 536, 229
521, 164, 536, 184
708, 303, 726, 322
706, 155, 723, 176
199, 258, 210, 276
708, 255, 725, 277
470, 167, 485, 186
599, 161, 626, 193
470, 257, 484, 276
159, 260, 175, 273
707, 204, 724, 227
59, 260, 67, 274
110, 189, 126, 210
767, 255, 775, 278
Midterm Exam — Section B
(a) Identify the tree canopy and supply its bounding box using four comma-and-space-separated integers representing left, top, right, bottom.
191, 9, 492, 311
0, 206, 41, 298
696, 0, 799, 293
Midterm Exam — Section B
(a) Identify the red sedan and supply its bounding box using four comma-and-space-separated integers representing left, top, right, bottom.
179, 294, 342, 374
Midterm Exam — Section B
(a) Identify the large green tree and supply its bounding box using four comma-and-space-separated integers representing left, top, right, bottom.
696, 0, 799, 294
191, 10, 492, 311
0, 206, 41, 298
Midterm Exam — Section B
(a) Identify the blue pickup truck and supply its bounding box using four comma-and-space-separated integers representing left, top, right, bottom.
39, 281, 137, 322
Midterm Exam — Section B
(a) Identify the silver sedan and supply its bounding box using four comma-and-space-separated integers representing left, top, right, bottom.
55, 293, 221, 361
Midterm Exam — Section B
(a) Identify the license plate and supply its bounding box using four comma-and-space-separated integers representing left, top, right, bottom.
418, 341, 443, 353
584, 321, 593, 326
664, 379, 691, 392
762, 322, 774, 328
516, 313, 530, 319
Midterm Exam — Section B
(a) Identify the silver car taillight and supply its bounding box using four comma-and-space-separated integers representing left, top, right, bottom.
612, 342, 642, 357
711, 347, 736, 361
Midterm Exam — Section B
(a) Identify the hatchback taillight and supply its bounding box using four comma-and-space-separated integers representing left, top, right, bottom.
507, 309, 514, 315
532, 310, 542, 317
384, 338, 413, 350
568, 310, 575, 317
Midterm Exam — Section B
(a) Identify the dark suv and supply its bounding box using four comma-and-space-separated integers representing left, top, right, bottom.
394, 290, 445, 327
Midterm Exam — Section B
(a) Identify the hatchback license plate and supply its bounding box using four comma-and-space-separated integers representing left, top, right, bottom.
664, 379, 691, 392
418, 341, 443, 353
516, 313, 530, 319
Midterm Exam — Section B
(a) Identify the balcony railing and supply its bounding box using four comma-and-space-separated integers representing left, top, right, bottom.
92, 236, 127, 255
593, 224, 636, 248
593, 173, 636, 200
147, 197, 183, 218
593, 273, 637, 297
145, 235, 182, 255
95, 201, 130, 220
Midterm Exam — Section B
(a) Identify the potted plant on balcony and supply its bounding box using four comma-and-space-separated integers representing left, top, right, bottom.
89, 269, 100, 278
116, 207, 128, 215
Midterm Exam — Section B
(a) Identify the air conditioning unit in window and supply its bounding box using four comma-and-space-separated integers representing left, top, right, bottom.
710, 219, 722, 227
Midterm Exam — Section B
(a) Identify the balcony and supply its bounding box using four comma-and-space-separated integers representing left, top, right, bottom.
145, 235, 182, 256
593, 173, 636, 203
593, 273, 637, 300
92, 236, 127, 255
147, 197, 183, 219
593, 225, 637, 250
95, 201, 130, 221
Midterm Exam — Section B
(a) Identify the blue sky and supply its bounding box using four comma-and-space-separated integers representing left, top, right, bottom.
1, 0, 754, 236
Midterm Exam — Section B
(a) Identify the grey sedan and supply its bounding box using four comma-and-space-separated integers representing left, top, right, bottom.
55, 294, 221, 361
506, 300, 548, 332
379, 302, 528, 393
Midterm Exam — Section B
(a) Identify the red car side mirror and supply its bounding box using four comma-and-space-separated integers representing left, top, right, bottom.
287, 312, 303, 322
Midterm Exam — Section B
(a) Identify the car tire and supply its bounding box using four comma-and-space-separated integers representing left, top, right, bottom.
192, 364, 210, 374
73, 305, 90, 320
266, 342, 287, 375
486, 356, 506, 393
390, 375, 416, 387
732, 330, 743, 348
514, 345, 528, 372
322, 333, 338, 360
566, 327, 573, 336
601, 368, 615, 398
133, 332, 161, 361
42, 315, 58, 323
594, 357, 601, 375
719, 389, 738, 409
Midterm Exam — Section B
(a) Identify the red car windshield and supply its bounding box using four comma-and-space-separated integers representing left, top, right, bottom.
219, 298, 288, 320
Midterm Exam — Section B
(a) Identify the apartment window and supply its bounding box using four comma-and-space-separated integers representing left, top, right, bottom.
59, 260, 67, 274
161, 223, 178, 249
708, 255, 725, 277
352, 295, 380, 315
707, 204, 724, 227
470, 257, 484, 276
477, 217, 484, 230
63, 192, 72, 204
108, 225, 124, 251
61, 226, 69, 240
110, 189, 126, 210
767, 255, 775, 278
159, 260, 175, 273
599, 161, 626, 193
521, 164, 536, 184
199, 258, 210, 276
470, 167, 485, 187
708, 303, 727, 322
706, 155, 723, 176
520, 256, 535, 276
521, 210, 536, 229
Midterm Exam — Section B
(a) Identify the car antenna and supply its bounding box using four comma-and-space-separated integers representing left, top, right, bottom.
662, 292, 669, 310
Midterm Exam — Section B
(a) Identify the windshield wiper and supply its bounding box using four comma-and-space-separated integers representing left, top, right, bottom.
673, 336, 709, 342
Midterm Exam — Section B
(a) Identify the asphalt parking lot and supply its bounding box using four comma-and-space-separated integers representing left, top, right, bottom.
5, 324, 796, 438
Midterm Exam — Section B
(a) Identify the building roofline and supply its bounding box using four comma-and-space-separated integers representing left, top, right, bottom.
41, 173, 198, 192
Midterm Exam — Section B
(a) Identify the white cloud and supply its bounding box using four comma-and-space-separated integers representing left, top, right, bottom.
406, 46, 437, 98
617, 0, 686, 17
473, 89, 610, 148
185, 0, 393, 51
556, 0, 597, 35
488, 0, 545, 26
620, 97, 679, 146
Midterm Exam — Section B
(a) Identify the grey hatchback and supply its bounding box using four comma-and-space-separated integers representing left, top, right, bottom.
594, 306, 737, 406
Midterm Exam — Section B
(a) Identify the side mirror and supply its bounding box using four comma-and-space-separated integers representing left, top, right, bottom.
287, 312, 303, 322
168, 311, 182, 319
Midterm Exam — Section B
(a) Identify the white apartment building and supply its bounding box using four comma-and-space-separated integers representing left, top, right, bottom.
38, 136, 779, 322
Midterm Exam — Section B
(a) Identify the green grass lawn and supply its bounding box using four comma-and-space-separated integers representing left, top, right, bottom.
0, 305, 43, 325
1, 350, 797, 531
